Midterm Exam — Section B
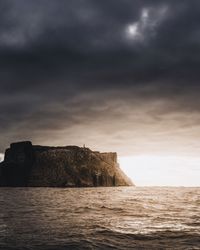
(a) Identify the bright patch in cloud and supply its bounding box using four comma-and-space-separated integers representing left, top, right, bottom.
126, 6, 168, 41
127, 23, 139, 38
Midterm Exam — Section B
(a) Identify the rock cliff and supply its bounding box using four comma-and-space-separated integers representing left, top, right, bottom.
0, 141, 133, 187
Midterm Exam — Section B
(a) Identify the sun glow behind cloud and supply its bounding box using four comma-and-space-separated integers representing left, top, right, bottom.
126, 6, 168, 41
119, 155, 200, 186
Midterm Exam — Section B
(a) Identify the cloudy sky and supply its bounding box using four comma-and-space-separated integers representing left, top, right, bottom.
1, 0, 200, 185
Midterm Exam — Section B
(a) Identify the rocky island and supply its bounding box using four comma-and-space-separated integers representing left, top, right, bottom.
0, 141, 133, 187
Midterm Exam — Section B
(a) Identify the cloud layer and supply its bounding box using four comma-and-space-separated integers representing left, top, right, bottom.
1, 0, 200, 156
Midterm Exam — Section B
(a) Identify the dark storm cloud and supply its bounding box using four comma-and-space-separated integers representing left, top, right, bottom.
1, 0, 200, 155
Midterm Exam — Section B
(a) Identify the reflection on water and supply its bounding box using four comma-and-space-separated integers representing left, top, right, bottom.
0, 187, 199, 249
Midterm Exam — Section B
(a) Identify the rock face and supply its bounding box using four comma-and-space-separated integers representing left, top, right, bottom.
0, 141, 133, 187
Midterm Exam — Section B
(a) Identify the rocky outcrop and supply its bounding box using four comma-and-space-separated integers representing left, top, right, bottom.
0, 141, 133, 187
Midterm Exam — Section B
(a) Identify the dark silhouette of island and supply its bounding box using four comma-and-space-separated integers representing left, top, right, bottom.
0, 141, 133, 187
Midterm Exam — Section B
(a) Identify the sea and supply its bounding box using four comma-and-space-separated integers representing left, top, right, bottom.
0, 187, 199, 250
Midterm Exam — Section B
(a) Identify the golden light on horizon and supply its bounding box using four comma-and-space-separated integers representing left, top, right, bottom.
119, 155, 200, 187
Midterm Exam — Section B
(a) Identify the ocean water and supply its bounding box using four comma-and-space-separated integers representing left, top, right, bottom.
0, 187, 199, 250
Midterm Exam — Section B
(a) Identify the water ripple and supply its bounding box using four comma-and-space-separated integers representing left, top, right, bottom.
0, 187, 199, 249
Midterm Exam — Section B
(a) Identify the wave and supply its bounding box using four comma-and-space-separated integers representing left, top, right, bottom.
0, 187, 199, 249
